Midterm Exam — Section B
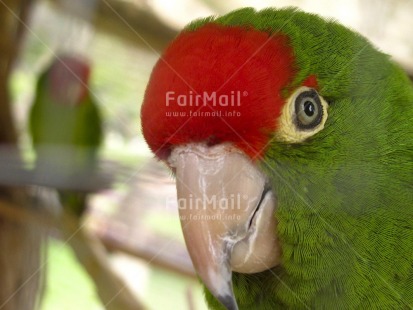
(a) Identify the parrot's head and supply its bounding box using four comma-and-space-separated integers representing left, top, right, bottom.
141, 8, 413, 310
47, 55, 90, 106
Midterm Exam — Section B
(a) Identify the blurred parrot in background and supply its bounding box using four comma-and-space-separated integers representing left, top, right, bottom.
29, 55, 103, 216
141, 7, 413, 310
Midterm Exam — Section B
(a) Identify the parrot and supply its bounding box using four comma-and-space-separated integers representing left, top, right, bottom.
141, 7, 413, 310
29, 55, 103, 216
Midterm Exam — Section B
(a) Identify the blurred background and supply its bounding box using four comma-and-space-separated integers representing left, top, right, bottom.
0, 0, 412, 309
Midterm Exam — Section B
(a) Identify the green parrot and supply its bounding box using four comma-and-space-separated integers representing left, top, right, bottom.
141, 7, 413, 310
29, 55, 103, 216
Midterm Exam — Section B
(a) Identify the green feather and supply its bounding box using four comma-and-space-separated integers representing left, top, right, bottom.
184, 7, 413, 309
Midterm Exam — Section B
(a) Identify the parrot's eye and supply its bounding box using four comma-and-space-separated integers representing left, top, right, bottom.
277, 86, 328, 143
294, 89, 323, 129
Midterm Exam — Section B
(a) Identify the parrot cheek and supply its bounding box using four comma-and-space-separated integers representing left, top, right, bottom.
51, 81, 85, 106
169, 143, 280, 310
66, 82, 85, 106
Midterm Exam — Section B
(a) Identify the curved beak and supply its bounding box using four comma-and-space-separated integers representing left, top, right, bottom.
169, 143, 280, 310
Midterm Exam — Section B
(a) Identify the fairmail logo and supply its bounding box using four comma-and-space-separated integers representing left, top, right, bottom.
165, 90, 247, 107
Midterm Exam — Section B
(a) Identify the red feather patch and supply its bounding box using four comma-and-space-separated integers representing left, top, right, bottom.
48, 56, 90, 106
141, 24, 296, 160
302, 74, 318, 89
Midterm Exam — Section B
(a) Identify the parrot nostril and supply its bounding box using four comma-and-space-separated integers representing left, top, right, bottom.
206, 135, 220, 147
156, 147, 172, 161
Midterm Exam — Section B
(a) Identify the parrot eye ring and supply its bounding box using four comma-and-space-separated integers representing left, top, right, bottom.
277, 86, 328, 143
294, 89, 323, 129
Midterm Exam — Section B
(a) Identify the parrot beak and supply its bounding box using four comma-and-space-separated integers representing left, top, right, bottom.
169, 143, 280, 310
